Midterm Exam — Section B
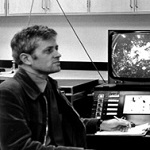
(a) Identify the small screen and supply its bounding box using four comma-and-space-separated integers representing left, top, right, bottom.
123, 95, 150, 114
108, 30, 150, 82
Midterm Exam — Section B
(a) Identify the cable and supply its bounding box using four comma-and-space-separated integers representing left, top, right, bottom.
27, 0, 35, 26
26, 0, 106, 83
55, 0, 106, 83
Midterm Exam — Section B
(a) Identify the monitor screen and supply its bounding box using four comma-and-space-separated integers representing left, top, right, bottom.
119, 91, 150, 125
123, 95, 150, 114
108, 30, 150, 84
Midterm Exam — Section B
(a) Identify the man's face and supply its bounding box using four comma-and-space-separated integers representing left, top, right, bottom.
30, 37, 61, 75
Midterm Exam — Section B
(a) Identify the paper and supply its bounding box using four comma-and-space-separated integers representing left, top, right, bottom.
95, 123, 150, 136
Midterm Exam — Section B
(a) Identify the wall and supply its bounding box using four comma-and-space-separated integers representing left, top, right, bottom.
0, 14, 150, 62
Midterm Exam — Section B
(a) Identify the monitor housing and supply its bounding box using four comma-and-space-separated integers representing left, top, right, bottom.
108, 30, 150, 85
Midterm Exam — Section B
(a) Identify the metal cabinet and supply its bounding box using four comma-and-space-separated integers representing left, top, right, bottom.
89, 0, 150, 14
0, 0, 6, 16
135, 0, 150, 13
7, 0, 88, 15
5, 0, 150, 15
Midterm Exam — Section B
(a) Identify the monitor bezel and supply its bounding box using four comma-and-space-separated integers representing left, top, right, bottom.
108, 29, 150, 84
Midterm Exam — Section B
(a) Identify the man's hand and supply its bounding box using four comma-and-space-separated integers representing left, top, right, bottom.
100, 118, 131, 132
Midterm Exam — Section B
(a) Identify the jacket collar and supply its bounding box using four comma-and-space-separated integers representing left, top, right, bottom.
14, 67, 58, 100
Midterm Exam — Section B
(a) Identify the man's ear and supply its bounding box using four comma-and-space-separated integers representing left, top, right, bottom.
19, 53, 32, 65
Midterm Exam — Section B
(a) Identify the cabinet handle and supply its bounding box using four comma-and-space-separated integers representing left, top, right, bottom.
46, 0, 50, 10
130, 0, 133, 8
135, 0, 138, 9
87, 0, 90, 12
42, 0, 46, 10
4, 0, 6, 13
7, 0, 9, 13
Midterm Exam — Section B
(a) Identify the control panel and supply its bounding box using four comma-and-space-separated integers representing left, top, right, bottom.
92, 84, 150, 124
91, 90, 120, 120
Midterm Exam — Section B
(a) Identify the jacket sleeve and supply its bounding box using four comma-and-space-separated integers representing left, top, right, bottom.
58, 89, 100, 135
81, 118, 100, 134
0, 88, 85, 150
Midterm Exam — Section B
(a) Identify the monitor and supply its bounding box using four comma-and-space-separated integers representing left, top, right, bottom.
108, 30, 150, 84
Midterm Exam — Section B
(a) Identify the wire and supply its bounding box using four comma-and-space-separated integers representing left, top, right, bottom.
55, 0, 106, 83
27, 0, 35, 26
26, 0, 106, 83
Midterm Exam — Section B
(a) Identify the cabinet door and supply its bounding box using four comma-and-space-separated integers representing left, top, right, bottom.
8, 0, 88, 15
90, 0, 134, 13
0, 0, 5, 15
135, 0, 150, 12
46, 0, 88, 13
8, 0, 47, 15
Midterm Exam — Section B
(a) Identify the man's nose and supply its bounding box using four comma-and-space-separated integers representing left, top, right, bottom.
56, 50, 61, 57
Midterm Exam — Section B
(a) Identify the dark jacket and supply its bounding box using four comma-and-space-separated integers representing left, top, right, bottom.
0, 68, 99, 150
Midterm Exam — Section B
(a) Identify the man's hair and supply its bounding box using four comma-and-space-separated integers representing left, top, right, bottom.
11, 25, 57, 65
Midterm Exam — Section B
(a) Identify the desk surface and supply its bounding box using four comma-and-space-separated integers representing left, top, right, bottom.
57, 79, 99, 87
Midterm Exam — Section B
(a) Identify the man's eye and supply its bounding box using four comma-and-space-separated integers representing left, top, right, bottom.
44, 45, 58, 53
46, 48, 53, 53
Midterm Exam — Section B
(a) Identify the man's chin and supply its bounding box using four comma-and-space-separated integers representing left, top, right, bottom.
49, 68, 61, 74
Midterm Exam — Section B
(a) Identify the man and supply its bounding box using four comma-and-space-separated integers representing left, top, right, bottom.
0, 25, 130, 150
